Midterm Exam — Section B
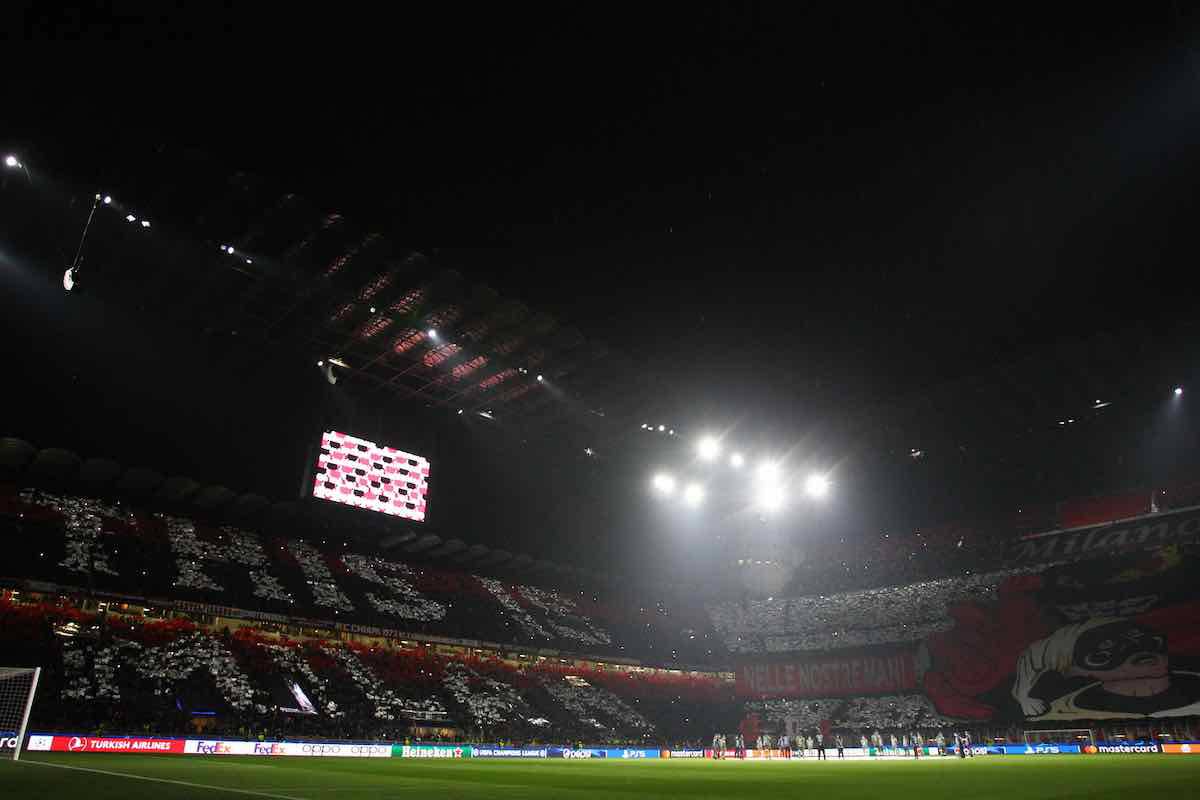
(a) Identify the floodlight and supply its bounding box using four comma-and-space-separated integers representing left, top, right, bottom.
697, 436, 720, 461
805, 474, 830, 498
757, 461, 781, 482
683, 483, 705, 506
755, 483, 786, 512
652, 474, 677, 495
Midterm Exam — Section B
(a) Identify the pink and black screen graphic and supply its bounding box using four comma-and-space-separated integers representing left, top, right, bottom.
312, 431, 430, 522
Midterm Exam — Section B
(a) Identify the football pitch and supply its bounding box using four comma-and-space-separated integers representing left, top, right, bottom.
5, 754, 1199, 800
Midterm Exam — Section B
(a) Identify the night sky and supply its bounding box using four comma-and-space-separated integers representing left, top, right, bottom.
4, 4, 1199, 590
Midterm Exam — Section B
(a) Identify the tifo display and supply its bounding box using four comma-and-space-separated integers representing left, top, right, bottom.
5, 471, 1200, 766
312, 431, 431, 522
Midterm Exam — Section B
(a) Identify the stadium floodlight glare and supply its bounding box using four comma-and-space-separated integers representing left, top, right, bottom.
730, 452, 745, 468
683, 483, 705, 506
62, 267, 77, 292
4, 154, 20, 168
757, 461, 781, 482
805, 473, 830, 498
755, 483, 786, 512
140, 219, 150, 228
697, 436, 721, 461
125, 214, 137, 223
537, 374, 544, 382
102, 195, 112, 205
658, 424, 665, 432
1175, 387, 1184, 396
652, 473, 677, 495
427, 328, 438, 339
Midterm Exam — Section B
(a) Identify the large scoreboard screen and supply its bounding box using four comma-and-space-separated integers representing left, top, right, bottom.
312, 430, 430, 522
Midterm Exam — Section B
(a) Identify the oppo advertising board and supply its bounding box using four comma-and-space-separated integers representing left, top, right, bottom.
312, 431, 431, 522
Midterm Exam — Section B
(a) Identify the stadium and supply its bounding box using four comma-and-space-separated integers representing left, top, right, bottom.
3, 5, 1200, 799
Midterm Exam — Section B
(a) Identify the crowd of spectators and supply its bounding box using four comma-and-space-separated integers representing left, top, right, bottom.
1, 488, 714, 664
542, 677, 654, 737
712, 477, 1200, 654
708, 564, 1045, 654
755, 477, 1200, 600
8, 477, 1200, 749
0, 596, 732, 746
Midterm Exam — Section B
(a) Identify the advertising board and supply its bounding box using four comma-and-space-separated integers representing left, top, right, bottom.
392, 744, 471, 758
27, 735, 186, 754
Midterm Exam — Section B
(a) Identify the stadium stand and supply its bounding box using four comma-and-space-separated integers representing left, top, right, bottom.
5, 455, 1200, 749
0, 486, 716, 666
0, 596, 736, 746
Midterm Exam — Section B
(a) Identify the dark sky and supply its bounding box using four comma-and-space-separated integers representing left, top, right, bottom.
4, 3, 1200, 589
14, 3, 1197, 421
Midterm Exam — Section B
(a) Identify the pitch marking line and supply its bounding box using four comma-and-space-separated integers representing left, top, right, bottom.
11, 758, 311, 800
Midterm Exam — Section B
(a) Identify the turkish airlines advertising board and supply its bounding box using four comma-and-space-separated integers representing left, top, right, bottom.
26, 735, 186, 754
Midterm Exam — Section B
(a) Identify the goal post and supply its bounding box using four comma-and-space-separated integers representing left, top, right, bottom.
1023, 728, 1094, 747
0, 667, 42, 761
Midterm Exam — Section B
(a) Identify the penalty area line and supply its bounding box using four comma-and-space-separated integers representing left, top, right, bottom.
10, 758, 311, 800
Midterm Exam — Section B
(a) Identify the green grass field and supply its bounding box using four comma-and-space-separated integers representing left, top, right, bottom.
4, 753, 1198, 800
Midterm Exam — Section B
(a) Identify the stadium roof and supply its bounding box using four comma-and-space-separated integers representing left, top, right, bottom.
5, 153, 659, 438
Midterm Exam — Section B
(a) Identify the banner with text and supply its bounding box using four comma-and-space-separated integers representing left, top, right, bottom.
1006, 507, 1200, 564
736, 648, 917, 698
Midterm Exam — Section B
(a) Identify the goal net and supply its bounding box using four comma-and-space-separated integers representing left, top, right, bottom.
1023, 728, 1094, 747
0, 668, 41, 761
